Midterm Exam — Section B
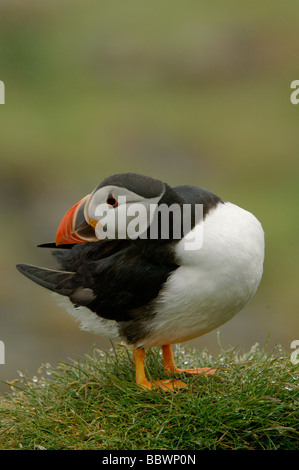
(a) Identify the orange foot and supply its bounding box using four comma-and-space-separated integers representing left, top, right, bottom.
134, 348, 187, 391
162, 344, 217, 376
138, 378, 188, 391
133, 345, 216, 392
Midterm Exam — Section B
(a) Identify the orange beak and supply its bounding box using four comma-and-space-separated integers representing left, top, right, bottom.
56, 194, 98, 245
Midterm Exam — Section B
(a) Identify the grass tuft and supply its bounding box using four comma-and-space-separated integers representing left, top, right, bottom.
0, 344, 298, 450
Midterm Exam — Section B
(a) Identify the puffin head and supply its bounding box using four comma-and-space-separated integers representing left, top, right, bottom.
56, 173, 180, 245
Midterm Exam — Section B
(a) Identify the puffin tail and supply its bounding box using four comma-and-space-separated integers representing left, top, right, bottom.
16, 264, 75, 296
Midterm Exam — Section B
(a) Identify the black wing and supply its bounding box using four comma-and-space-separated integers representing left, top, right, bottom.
17, 240, 178, 322
16, 264, 75, 296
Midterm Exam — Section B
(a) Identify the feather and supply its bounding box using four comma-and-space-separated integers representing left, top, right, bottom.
16, 264, 74, 296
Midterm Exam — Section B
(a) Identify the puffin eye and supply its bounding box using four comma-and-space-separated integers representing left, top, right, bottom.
106, 195, 118, 207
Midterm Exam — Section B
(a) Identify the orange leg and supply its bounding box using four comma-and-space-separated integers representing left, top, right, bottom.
162, 344, 216, 375
133, 348, 187, 391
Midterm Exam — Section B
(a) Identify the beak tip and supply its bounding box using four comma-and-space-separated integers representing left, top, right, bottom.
55, 194, 96, 245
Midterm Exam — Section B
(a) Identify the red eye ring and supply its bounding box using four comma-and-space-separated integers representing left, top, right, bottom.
106, 195, 118, 207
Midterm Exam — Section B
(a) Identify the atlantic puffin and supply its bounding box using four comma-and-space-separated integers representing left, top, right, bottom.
17, 173, 265, 390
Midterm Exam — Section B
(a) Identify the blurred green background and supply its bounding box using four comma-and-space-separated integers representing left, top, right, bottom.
0, 0, 298, 389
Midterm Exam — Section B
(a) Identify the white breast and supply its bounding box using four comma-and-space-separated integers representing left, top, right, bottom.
136, 202, 265, 348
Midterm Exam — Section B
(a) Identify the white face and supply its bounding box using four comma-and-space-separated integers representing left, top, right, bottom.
85, 185, 164, 240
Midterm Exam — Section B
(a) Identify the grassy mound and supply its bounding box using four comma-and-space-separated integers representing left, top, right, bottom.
0, 344, 298, 450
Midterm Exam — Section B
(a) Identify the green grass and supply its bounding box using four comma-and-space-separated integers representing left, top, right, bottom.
0, 344, 298, 450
